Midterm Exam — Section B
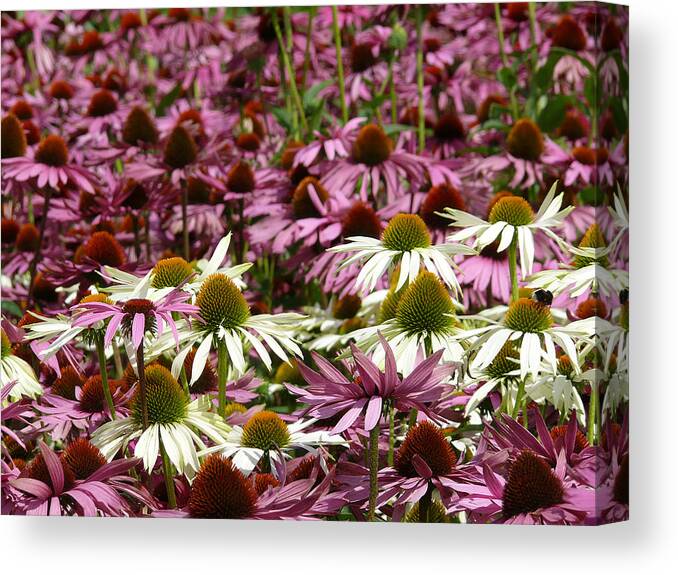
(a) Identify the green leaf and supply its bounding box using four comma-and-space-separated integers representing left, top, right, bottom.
608, 96, 628, 133
1, 300, 22, 318
270, 107, 294, 132
498, 67, 517, 90
302, 79, 333, 109
535, 51, 563, 91
538, 95, 568, 133
155, 83, 182, 116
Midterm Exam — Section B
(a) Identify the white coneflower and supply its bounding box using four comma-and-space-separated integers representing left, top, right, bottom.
527, 224, 628, 298
456, 294, 594, 381
1, 328, 42, 400
163, 272, 303, 417
102, 233, 250, 301
328, 213, 474, 295
92, 364, 230, 477
199, 410, 345, 475
350, 270, 464, 375
442, 182, 574, 299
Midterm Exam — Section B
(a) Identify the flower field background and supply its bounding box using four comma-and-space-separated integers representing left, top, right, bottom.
1, 3, 628, 524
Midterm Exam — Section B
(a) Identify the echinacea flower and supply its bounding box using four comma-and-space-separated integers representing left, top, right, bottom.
2, 134, 98, 193
169, 272, 303, 378
527, 223, 628, 298
199, 410, 345, 475
376, 421, 474, 521
92, 364, 230, 476
155, 452, 342, 520
443, 182, 574, 278
322, 122, 425, 202
350, 271, 465, 375
72, 288, 197, 351
447, 449, 592, 525
1, 328, 42, 401
290, 335, 455, 433
329, 212, 474, 294
457, 295, 594, 381
4, 439, 150, 516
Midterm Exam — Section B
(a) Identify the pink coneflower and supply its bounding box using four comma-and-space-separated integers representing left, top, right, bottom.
72, 289, 197, 350
155, 453, 343, 520
322, 122, 425, 203
470, 118, 562, 189
148, 8, 221, 53
376, 421, 475, 521
3, 439, 152, 516
2, 134, 98, 193
248, 176, 347, 255
446, 448, 593, 525
290, 335, 454, 434
293, 117, 365, 167
477, 410, 597, 488
33, 374, 130, 440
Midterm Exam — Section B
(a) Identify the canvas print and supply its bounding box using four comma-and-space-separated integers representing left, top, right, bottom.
0, 3, 628, 524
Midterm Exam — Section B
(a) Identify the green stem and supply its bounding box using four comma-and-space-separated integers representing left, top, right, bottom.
95, 334, 116, 420
112, 343, 124, 379
217, 339, 229, 418
160, 440, 177, 509
27, 189, 34, 224
181, 183, 189, 261
273, 11, 307, 137
135, 344, 149, 430
367, 424, 380, 521
388, 405, 395, 467
389, 60, 398, 125
331, 6, 348, 125
415, 5, 425, 153
508, 237, 519, 302
527, 2, 539, 116
180, 366, 190, 398
301, 8, 315, 93
144, 209, 152, 261
587, 381, 598, 445
494, 3, 520, 119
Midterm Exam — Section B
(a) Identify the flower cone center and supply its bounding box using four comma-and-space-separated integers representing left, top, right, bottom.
395, 421, 456, 477
133, 364, 187, 425
1, 114, 27, 158
502, 450, 564, 518
226, 160, 256, 194
504, 298, 552, 333
342, 202, 382, 238
382, 213, 431, 251
488, 196, 534, 226
123, 106, 158, 145
87, 89, 118, 117
197, 273, 251, 331
352, 124, 392, 166
152, 257, 193, 288
506, 118, 544, 161
241, 411, 290, 451
35, 135, 69, 167
63, 438, 106, 480
83, 231, 127, 267
420, 184, 466, 230
291, 176, 329, 219
396, 271, 455, 335
163, 125, 197, 169
189, 454, 257, 519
